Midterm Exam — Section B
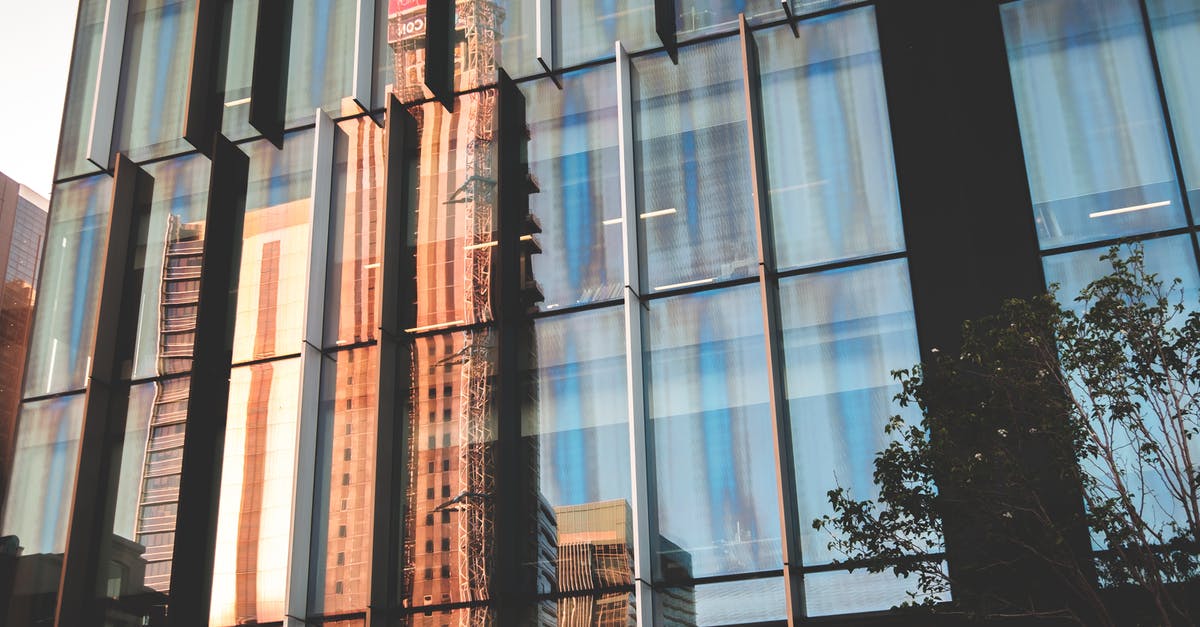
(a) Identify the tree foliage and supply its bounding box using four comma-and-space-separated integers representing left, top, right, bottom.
814, 245, 1199, 625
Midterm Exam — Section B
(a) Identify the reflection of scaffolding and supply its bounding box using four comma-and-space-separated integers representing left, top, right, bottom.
389, 2, 506, 625
135, 215, 204, 591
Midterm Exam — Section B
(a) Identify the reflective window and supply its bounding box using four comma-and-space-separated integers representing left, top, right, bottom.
23, 175, 112, 397
0, 394, 85, 627
1043, 235, 1200, 312
634, 37, 756, 292
324, 117, 386, 348
525, 307, 632, 586
1002, 0, 1185, 249
310, 346, 378, 616
113, 0, 196, 162
560, 0, 656, 68
647, 284, 781, 578
804, 569, 929, 617
131, 154, 211, 379
285, 0, 360, 126
232, 130, 315, 364
524, 68, 623, 309
657, 577, 785, 626
219, 0, 260, 139
779, 260, 920, 566
88, 382, 174, 616
55, 0, 108, 179
1148, 0, 1200, 205
760, 9, 904, 270
677, 0, 784, 37
210, 358, 302, 625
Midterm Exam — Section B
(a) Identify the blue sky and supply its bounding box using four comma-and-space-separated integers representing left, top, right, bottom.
0, 0, 78, 198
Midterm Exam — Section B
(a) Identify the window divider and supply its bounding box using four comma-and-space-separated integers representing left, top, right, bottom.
738, 14, 806, 625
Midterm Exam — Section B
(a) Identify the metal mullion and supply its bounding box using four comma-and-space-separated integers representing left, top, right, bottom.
738, 14, 805, 625
617, 40, 658, 627
183, 0, 230, 156
85, 0, 130, 170
55, 155, 153, 627
284, 109, 335, 627
351, 0, 376, 113
535, 0, 562, 88
367, 96, 418, 627
1136, 0, 1200, 273
425, 0, 455, 111
168, 135, 250, 626
249, 0, 294, 148
655, 0, 679, 63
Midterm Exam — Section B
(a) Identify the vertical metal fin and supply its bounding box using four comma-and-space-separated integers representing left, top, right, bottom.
86, 0, 130, 170
249, 0, 294, 148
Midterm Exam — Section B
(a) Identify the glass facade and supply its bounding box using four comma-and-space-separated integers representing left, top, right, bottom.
6, 0, 1200, 626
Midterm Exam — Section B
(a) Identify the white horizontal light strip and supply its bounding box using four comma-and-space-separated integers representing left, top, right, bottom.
602, 217, 624, 226
1088, 200, 1170, 219
224, 97, 252, 108
640, 207, 677, 219
464, 235, 533, 250
653, 277, 716, 292
404, 319, 466, 334
362, 262, 381, 269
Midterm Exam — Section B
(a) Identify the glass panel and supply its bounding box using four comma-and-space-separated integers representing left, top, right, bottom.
324, 117, 387, 348
401, 95, 498, 329
634, 37, 757, 292
1002, 0, 1185, 249
1043, 235, 1200, 311
525, 307, 632, 587
677, 0, 783, 38
113, 0, 196, 162
560, 0, 656, 69
804, 568, 929, 616
309, 346, 379, 616
647, 284, 781, 578
385, 0, 507, 102
219, 0, 260, 139
558, 591, 636, 625
232, 130, 315, 364
779, 260, 921, 566
657, 577, 785, 626
285, 0, 357, 126
210, 358, 301, 626
91, 382, 173, 617
760, 10, 905, 270
494, 0, 540, 80
0, 394, 86, 627
401, 330, 499, 609
55, 0, 108, 179
131, 154, 211, 379
1148, 0, 1200, 205
524, 69, 623, 310
23, 175, 112, 397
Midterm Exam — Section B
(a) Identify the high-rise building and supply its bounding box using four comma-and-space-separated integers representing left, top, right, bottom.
4, 0, 1200, 626
0, 172, 47, 536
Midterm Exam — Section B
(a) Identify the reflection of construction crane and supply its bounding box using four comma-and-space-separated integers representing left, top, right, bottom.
389, 2, 506, 624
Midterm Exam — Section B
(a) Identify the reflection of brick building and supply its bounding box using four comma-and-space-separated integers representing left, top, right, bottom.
0, 172, 47, 522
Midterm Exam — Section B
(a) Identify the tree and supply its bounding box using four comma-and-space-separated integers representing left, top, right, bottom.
814, 244, 1199, 625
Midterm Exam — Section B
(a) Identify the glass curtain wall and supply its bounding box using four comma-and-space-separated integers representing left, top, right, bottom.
1, 1, 952, 626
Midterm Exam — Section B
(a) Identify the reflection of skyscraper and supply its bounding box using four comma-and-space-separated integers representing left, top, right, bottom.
554, 500, 695, 627
0, 173, 47, 516
134, 216, 203, 591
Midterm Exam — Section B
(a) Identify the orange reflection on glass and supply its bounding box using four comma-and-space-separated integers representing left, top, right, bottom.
210, 358, 302, 626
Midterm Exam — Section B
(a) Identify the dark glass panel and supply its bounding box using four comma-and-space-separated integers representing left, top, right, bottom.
523, 68, 623, 309
1003, 0, 1186, 249
23, 175, 112, 397
55, 0, 108, 179
646, 284, 781, 578
759, 10, 905, 270
633, 37, 757, 292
